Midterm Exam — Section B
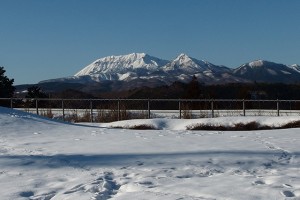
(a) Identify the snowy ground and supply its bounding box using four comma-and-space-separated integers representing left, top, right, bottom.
1, 106, 300, 200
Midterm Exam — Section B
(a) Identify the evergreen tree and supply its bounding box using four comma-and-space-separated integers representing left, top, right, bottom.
183, 75, 201, 99
0, 66, 15, 98
26, 86, 48, 98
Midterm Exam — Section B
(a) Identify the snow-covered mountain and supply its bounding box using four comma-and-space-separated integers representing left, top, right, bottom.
233, 60, 300, 83
72, 53, 233, 83
162, 53, 230, 74
160, 53, 244, 84
75, 53, 169, 81
40, 53, 233, 85
38, 54, 300, 92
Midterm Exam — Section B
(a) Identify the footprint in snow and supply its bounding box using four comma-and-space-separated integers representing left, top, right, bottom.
63, 184, 85, 194
19, 191, 34, 198
136, 161, 144, 166
176, 174, 192, 179
281, 190, 295, 197
30, 191, 56, 200
283, 184, 293, 188
252, 180, 265, 185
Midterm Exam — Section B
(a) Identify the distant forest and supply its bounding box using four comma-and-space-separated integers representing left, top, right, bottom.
23, 77, 300, 100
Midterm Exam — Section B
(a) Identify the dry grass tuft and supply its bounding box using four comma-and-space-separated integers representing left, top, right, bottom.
128, 124, 156, 130
110, 124, 156, 130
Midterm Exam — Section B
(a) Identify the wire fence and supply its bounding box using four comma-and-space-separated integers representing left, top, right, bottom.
1, 98, 300, 122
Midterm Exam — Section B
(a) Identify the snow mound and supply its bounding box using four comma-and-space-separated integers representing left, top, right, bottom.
101, 116, 300, 130
0, 106, 72, 132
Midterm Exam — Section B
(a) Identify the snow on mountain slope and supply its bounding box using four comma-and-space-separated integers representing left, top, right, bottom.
75, 53, 168, 79
290, 64, 300, 73
248, 60, 265, 68
162, 53, 230, 74
73, 53, 231, 83
233, 60, 300, 83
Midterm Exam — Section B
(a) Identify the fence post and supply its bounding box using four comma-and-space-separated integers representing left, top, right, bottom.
10, 98, 13, 108
211, 100, 214, 118
117, 99, 120, 121
243, 99, 245, 116
179, 99, 181, 119
35, 99, 39, 115
148, 99, 151, 119
62, 99, 65, 121
277, 99, 279, 116
90, 100, 93, 122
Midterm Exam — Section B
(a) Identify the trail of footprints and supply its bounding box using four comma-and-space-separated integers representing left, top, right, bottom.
62, 172, 120, 200
251, 180, 296, 198
263, 141, 292, 165
250, 136, 296, 198
14, 133, 298, 199
18, 172, 120, 200
18, 161, 298, 199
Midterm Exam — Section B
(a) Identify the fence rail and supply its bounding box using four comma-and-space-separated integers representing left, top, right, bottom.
1, 98, 300, 122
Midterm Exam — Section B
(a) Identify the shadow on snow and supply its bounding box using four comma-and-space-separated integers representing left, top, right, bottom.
0, 150, 298, 169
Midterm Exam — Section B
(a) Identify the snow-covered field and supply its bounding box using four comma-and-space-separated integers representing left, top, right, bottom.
1, 106, 300, 200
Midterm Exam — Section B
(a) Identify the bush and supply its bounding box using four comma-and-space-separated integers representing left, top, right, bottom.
128, 124, 156, 130
41, 109, 54, 118
187, 121, 272, 131
110, 124, 156, 130
182, 104, 192, 119
282, 120, 300, 128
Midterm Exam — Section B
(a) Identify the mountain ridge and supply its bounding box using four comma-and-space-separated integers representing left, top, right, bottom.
37, 53, 300, 92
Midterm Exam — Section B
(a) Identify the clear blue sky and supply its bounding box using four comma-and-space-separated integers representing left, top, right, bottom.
1, 0, 300, 85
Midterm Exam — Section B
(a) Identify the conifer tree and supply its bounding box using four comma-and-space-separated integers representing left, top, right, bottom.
26, 86, 48, 98
183, 75, 201, 99
0, 66, 15, 98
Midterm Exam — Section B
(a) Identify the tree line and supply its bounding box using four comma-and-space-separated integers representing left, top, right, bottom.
2, 67, 300, 100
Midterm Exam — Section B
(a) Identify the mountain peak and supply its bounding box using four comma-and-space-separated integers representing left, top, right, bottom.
175, 53, 191, 59
127, 52, 147, 58
248, 60, 265, 67
173, 53, 194, 64
178, 53, 189, 57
